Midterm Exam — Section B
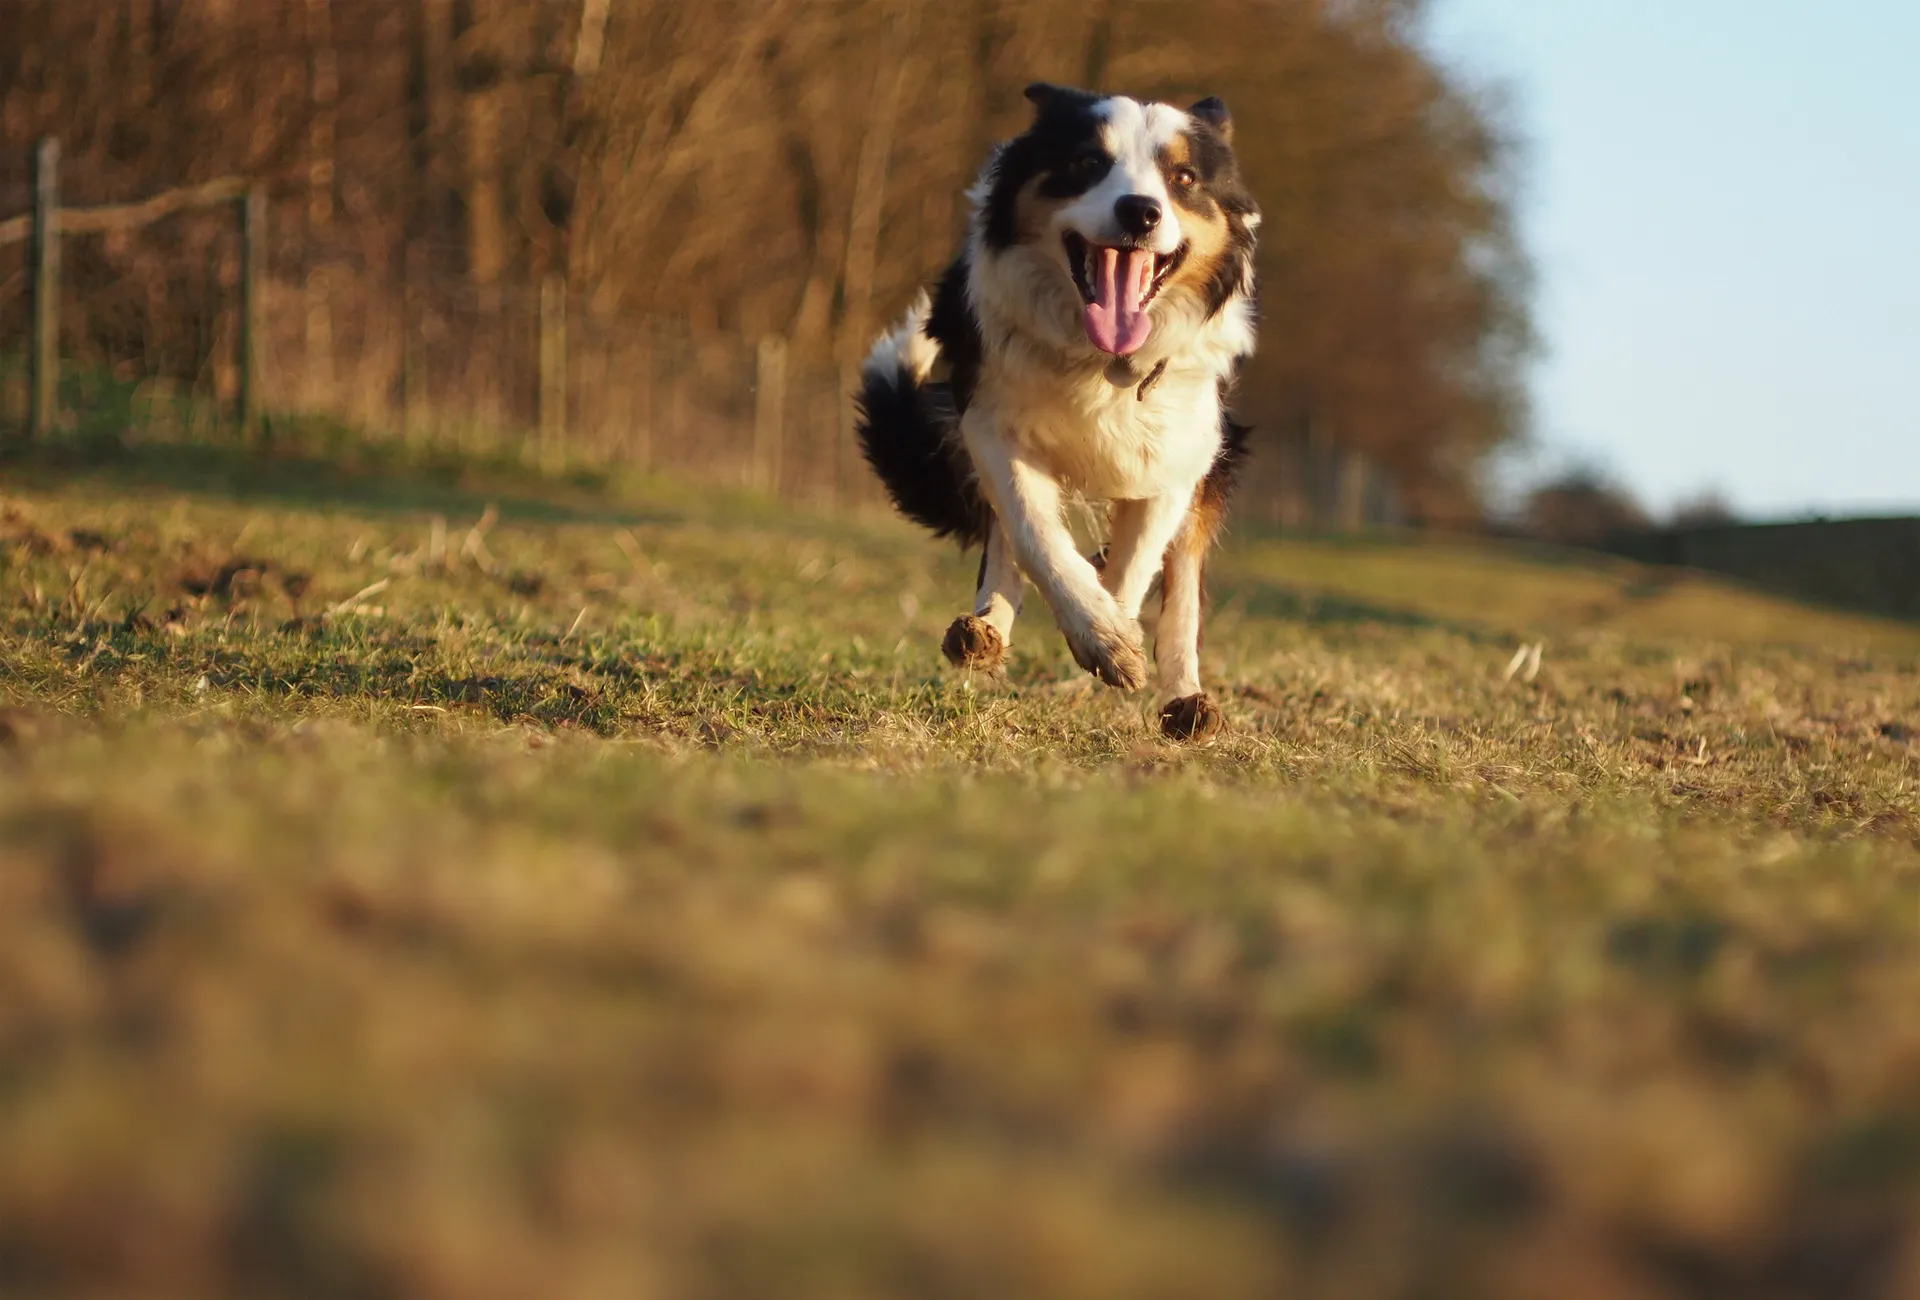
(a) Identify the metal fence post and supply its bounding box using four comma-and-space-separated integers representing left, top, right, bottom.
28, 138, 61, 440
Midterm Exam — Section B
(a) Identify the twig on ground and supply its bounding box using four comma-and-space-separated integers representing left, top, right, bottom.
327, 579, 392, 616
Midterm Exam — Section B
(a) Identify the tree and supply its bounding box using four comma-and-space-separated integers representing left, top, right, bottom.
1, 0, 1533, 521
1519, 469, 1650, 547
1670, 491, 1739, 529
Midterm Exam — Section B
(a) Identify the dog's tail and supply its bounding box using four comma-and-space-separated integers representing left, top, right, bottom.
855, 292, 989, 547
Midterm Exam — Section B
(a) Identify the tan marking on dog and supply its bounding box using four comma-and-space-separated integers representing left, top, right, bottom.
1157, 133, 1194, 172
1156, 132, 1238, 298
1160, 692, 1224, 742
1159, 175, 1235, 306
943, 614, 1007, 671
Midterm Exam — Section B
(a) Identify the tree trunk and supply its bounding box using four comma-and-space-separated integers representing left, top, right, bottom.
304, 0, 337, 403
837, 0, 922, 361
1082, 0, 1115, 91
125, 0, 155, 105
406, 0, 453, 245
572, 0, 610, 78
550, 0, 613, 286
454, 0, 507, 290
763, 26, 834, 348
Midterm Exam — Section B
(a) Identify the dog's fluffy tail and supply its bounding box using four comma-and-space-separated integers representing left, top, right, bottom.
855, 293, 989, 546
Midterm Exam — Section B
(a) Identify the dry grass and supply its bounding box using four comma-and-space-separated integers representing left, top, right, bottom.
3, 440, 1920, 1300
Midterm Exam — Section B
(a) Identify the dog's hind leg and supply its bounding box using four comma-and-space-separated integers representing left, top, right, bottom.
943, 516, 1021, 671
1156, 415, 1250, 739
1155, 495, 1226, 742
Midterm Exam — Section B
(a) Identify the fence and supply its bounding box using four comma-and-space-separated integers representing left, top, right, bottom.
1, 138, 1400, 527
0, 139, 263, 440
1235, 420, 1403, 532
0, 138, 870, 506
318, 269, 872, 507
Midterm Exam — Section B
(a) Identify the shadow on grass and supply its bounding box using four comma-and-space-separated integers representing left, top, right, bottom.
0, 417, 682, 529
28, 613, 962, 745
1213, 571, 1496, 642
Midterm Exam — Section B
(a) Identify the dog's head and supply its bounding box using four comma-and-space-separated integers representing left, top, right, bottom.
976, 84, 1259, 358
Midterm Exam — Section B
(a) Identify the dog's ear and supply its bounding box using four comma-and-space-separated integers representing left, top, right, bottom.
1189, 96, 1232, 143
1025, 82, 1090, 115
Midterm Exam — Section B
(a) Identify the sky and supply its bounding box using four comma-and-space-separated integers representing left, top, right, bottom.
1420, 1, 1920, 521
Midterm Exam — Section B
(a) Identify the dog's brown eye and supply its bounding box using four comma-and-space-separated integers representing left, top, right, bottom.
1171, 165, 1198, 189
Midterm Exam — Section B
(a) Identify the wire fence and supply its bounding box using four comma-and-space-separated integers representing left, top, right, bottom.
1, 151, 1402, 530
261, 263, 876, 507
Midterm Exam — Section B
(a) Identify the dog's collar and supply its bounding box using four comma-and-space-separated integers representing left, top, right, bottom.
1102, 357, 1169, 402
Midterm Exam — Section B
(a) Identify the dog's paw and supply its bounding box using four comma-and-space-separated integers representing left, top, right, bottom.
1068, 619, 1148, 691
1159, 693, 1225, 742
942, 615, 1007, 671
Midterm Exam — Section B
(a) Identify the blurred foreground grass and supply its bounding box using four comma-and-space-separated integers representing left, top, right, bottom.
3, 429, 1920, 1299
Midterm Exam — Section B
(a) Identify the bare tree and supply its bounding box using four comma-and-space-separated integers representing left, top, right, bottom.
304, 0, 337, 396
1, 0, 1535, 521
837, 0, 922, 361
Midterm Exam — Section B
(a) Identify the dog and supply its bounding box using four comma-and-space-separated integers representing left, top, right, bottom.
856, 82, 1259, 741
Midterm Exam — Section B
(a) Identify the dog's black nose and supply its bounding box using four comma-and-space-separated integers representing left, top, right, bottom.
1114, 195, 1162, 239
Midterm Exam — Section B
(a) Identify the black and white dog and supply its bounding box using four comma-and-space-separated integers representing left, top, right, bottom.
856, 83, 1259, 740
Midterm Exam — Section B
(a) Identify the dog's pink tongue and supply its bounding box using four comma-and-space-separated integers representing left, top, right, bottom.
1084, 245, 1154, 356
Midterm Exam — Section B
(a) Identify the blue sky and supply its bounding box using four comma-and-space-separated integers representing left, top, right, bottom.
1421, 1, 1920, 520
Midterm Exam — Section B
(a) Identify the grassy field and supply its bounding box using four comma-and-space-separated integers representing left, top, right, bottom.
3, 429, 1920, 1300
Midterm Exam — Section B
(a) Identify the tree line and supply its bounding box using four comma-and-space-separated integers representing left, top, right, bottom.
0, 0, 1532, 524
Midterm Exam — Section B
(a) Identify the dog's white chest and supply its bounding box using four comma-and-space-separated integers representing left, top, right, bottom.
986, 360, 1222, 500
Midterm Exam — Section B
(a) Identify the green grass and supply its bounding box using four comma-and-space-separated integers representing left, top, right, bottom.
3, 433, 1920, 1300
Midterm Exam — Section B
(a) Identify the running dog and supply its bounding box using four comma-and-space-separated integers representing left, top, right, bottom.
856, 82, 1259, 740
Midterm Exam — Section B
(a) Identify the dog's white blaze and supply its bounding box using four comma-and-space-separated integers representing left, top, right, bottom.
1046, 97, 1188, 257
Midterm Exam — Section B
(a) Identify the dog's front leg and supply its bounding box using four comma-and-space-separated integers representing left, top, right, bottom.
1101, 490, 1203, 620
962, 415, 1147, 690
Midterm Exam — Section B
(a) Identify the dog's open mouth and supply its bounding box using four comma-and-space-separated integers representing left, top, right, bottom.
1064, 232, 1187, 357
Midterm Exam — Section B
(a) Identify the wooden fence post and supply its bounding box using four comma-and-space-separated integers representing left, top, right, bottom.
237, 184, 266, 439
665, 328, 688, 470
399, 242, 421, 444
28, 137, 61, 440
1338, 445, 1367, 533
538, 274, 567, 467
1305, 413, 1330, 531
633, 323, 653, 471
836, 359, 859, 505
753, 334, 787, 493
1280, 421, 1309, 530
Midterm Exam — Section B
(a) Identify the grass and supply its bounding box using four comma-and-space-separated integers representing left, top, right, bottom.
3, 426, 1920, 1299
